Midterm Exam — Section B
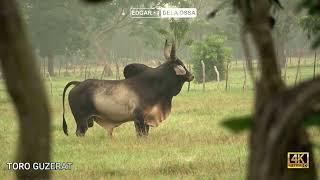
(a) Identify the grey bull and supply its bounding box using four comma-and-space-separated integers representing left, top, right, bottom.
62, 40, 194, 137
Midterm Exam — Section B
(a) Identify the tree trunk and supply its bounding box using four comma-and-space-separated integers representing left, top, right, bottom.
236, 0, 317, 180
0, 0, 51, 179
48, 54, 54, 76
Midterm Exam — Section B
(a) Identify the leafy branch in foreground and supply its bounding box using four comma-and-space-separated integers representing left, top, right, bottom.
221, 111, 320, 133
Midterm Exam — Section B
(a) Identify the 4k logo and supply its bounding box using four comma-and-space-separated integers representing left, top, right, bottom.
287, 152, 309, 168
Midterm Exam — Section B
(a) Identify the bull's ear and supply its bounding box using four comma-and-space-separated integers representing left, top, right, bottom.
164, 39, 171, 60
174, 65, 186, 75
170, 41, 176, 61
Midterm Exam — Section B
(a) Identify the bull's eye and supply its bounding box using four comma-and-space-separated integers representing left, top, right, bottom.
174, 65, 186, 75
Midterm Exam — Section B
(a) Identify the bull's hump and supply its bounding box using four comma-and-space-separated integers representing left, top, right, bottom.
92, 84, 139, 122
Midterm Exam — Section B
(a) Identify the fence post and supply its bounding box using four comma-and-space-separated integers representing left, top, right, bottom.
225, 62, 230, 92
201, 60, 205, 91
84, 63, 88, 80
46, 72, 53, 96
58, 59, 62, 76
101, 63, 106, 80
214, 65, 220, 82
283, 57, 288, 82
243, 61, 247, 91
94, 63, 99, 78
73, 63, 76, 74
43, 57, 46, 77
289, 49, 292, 65
187, 64, 191, 92
87, 64, 91, 79
295, 51, 301, 85
313, 51, 317, 80
116, 62, 120, 80
64, 60, 68, 76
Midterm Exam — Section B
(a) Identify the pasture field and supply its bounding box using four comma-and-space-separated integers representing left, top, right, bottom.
0, 59, 320, 179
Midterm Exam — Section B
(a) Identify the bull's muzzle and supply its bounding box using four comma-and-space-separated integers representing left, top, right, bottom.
187, 74, 194, 82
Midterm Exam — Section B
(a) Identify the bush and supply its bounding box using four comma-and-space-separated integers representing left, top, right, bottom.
191, 35, 231, 83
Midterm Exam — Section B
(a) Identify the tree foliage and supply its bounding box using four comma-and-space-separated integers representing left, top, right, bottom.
299, 15, 320, 48
24, 0, 88, 57
191, 35, 231, 82
298, 0, 320, 48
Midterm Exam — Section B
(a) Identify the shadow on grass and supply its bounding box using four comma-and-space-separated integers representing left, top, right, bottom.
158, 161, 197, 175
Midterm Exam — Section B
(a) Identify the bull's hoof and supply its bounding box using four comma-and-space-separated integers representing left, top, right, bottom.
136, 133, 148, 138
88, 120, 94, 127
76, 130, 85, 137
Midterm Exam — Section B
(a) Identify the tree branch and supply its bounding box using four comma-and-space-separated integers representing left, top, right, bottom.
0, 0, 51, 178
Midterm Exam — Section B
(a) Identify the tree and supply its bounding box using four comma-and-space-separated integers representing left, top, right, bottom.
191, 35, 230, 82
83, 0, 163, 62
0, 0, 51, 178
273, 0, 300, 67
128, 0, 221, 60
215, 0, 319, 179
155, 19, 192, 52
24, 0, 88, 76
299, 0, 320, 48
299, 14, 320, 48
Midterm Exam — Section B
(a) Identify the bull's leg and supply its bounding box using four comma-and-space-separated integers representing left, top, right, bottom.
133, 109, 147, 137
75, 115, 90, 137
88, 117, 94, 128
107, 127, 114, 138
69, 103, 91, 137
76, 123, 87, 136
134, 123, 149, 136
134, 122, 140, 136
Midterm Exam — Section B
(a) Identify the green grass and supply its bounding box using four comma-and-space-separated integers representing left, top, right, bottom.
0, 59, 320, 179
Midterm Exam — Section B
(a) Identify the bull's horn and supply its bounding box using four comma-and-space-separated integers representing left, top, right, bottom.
164, 39, 171, 60
170, 41, 176, 60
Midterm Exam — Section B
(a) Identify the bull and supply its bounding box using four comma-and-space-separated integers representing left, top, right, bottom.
62, 40, 194, 137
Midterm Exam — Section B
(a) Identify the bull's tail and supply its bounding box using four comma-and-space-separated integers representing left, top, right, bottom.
63, 81, 81, 136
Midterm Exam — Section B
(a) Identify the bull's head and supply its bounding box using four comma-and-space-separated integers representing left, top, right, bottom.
164, 40, 194, 82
